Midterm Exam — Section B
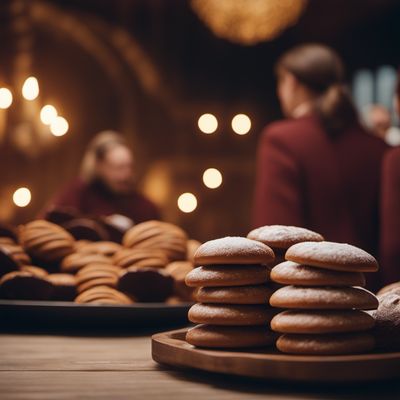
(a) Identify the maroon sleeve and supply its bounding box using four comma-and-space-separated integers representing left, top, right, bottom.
252, 125, 305, 228
380, 148, 400, 284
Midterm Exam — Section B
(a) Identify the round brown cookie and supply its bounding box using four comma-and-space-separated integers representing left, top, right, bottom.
377, 281, 400, 297
196, 285, 274, 305
0, 271, 54, 300
61, 252, 111, 273
165, 261, 195, 301
270, 285, 378, 310
185, 264, 270, 288
0, 237, 15, 245
0, 243, 31, 266
118, 267, 174, 302
186, 324, 277, 348
77, 241, 123, 256
271, 309, 375, 334
112, 248, 168, 269
77, 263, 121, 277
194, 237, 274, 265
271, 261, 366, 287
20, 265, 48, 278
247, 225, 324, 249
47, 273, 77, 301
75, 285, 134, 305
188, 303, 276, 326
276, 332, 375, 355
62, 218, 109, 242
74, 240, 91, 251
285, 241, 378, 272
0, 246, 20, 276
372, 291, 400, 351
76, 269, 119, 293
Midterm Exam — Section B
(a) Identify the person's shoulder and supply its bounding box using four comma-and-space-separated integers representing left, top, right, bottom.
384, 146, 400, 168
61, 178, 89, 193
261, 116, 319, 143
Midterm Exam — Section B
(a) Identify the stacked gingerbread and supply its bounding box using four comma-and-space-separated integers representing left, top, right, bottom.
185, 236, 276, 348
247, 225, 324, 267
269, 241, 379, 355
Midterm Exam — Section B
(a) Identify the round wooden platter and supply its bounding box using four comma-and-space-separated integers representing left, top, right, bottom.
152, 328, 400, 383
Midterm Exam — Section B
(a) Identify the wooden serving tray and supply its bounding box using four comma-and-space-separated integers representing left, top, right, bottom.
152, 328, 400, 382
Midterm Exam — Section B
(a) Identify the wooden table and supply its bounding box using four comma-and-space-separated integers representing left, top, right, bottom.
1, 327, 400, 399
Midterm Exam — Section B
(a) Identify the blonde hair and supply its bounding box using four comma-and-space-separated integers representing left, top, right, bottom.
80, 130, 130, 182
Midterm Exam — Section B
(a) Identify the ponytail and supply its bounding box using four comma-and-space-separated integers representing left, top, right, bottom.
316, 84, 358, 137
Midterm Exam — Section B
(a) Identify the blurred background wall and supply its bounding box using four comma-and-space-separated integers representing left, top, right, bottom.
0, 0, 399, 241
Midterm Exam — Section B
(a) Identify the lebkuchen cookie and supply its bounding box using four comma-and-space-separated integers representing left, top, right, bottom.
74, 285, 134, 305
247, 225, 324, 266
112, 248, 168, 269
18, 220, 75, 265
75, 263, 121, 293
122, 220, 188, 262
270, 240, 379, 355
186, 236, 276, 348
60, 252, 111, 274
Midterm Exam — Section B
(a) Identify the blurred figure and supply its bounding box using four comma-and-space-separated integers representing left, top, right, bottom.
45, 131, 160, 224
253, 44, 387, 288
365, 104, 400, 146
380, 76, 400, 284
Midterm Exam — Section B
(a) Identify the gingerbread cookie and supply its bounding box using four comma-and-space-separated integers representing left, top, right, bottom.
186, 324, 276, 348
270, 285, 378, 310
75, 285, 133, 305
188, 303, 276, 326
61, 252, 111, 273
276, 332, 375, 355
196, 285, 273, 305
271, 261, 366, 287
194, 237, 274, 265
285, 241, 378, 272
271, 309, 375, 334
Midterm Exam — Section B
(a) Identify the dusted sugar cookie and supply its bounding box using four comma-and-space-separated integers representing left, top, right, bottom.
271, 309, 375, 334
185, 264, 270, 288
194, 236, 274, 265
118, 266, 174, 302
188, 303, 276, 326
0, 271, 54, 300
270, 285, 378, 310
377, 281, 400, 297
186, 324, 276, 348
196, 285, 273, 305
373, 291, 400, 351
248, 225, 324, 249
47, 273, 77, 301
276, 332, 375, 355
271, 261, 366, 287
285, 241, 378, 272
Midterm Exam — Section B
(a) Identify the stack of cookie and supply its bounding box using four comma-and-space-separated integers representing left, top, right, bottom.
185, 236, 277, 348
247, 225, 324, 266
269, 241, 379, 355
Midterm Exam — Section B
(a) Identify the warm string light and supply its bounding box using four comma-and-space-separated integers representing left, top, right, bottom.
198, 113, 218, 134
203, 168, 222, 189
0, 88, 13, 109
177, 192, 198, 213
232, 113, 251, 135
50, 116, 69, 136
22, 76, 39, 100
40, 105, 58, 125
13, 187, 31, 207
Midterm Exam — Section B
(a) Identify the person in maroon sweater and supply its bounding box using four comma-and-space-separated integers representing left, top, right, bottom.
45, 131, 160, 225
253, 44, 387, 289
380, 77, 400, 284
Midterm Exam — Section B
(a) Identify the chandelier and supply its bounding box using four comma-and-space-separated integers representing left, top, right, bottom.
191, 0, 308, 45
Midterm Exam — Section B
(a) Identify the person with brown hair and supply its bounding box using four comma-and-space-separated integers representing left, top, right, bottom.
253, 44, 387, 289
44, 131, 160, 224
380, 75, 400, 284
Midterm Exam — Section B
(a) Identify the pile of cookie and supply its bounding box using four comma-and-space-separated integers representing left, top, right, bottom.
186, 225, 380, 355
0, 219, 199, 305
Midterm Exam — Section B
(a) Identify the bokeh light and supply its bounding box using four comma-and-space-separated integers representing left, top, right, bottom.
0, 88, 13, 109
177, 192, 198, 213
40, 105, 58, 125
22, 77, 39, 100
13, 187, 31, 207
198, 113, 218, 134
202, 168, 223, 189
50, 116, 69, 136
231, 114, 251, 135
